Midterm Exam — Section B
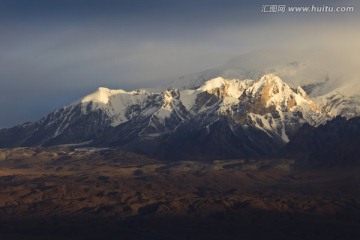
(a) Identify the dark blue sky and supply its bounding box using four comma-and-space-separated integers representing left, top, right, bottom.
0, 0, 359, 128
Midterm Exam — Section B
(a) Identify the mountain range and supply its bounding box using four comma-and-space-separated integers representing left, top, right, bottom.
1, 73, 359, 160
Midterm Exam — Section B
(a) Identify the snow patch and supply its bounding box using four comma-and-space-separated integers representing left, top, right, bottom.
199, 77, 226, 91
179, 89, 198, 111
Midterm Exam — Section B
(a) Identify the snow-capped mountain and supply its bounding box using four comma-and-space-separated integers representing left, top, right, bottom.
0, 74, 333, 159
314, 91, 360, 120
168, 48, 360, 124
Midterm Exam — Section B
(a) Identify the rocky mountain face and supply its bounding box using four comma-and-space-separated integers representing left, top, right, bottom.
0, 74, 339, 160
284, 116, 360, 166
0, 105, 110, 148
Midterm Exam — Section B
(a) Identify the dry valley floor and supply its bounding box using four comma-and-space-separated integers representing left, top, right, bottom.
0, 147, 359, 240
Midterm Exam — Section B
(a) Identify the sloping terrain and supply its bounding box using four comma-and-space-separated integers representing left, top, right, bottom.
284, 116, 360, 167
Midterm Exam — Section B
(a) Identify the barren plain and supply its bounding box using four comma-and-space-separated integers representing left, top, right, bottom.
0, 147, 359, 240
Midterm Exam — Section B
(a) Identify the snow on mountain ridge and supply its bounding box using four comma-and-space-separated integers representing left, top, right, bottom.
0, 73, 339, 155
248, 74, 319, 113
81, 87, 127, 104
315, 91, 360, 120
178, 77, 254, 114
170, 48, 360, 101
231, 74, 329, 142
33, 73, 331, 144
72, 74, 328, 131
78, 87, 160, 126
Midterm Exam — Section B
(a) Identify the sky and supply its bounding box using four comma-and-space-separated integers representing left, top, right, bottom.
0, 0, 359, 128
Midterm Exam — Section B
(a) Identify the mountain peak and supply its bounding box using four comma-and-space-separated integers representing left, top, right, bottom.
260, 74, 284, 85
199, 77, 226, 92
252, 74, 287, 95
197, 77, 254, 100
0, 73, 335, 158
242, 74, 321, 114
246, 74, 295, 109
81, 87, 127, 105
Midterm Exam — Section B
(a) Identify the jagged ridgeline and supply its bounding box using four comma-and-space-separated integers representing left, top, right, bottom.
0, 74, 344, 160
